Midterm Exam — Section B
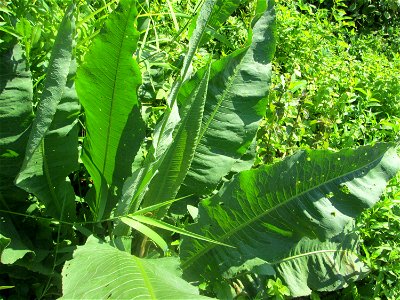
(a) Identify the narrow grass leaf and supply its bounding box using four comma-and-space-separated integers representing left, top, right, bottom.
189, 0, 246, 46
152, 0, 216, 159
129, 215, 233, 247
121, 217, 168, 251
141, 64, 211, 211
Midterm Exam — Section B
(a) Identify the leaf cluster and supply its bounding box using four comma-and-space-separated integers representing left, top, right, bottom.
0, 0, 399, 299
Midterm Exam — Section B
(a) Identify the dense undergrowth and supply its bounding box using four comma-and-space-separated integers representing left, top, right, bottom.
1, 0, 399, 299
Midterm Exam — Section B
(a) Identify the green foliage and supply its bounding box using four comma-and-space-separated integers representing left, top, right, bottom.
181, 144, 399, 297
257, 0, 400, 164
75, 0, 145, 221
306, 0, 400, 28
15, 3, 78, 220
355, 173, 400, 299
0, 0, 399, 299
61, 236, 210, 299
266, 278, 291, 300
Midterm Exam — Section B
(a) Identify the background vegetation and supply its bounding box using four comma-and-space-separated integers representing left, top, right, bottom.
1, 0, 399, 298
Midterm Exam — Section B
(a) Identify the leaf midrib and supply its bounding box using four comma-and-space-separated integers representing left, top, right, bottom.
133, 256, 156, 299
181, 150, 386, 269
101, 3, 135, 181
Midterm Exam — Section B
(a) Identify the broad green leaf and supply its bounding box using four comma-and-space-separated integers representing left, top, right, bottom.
0, 234, 10, 255
179, 0, 276, 195
120, 217, 168, 251
0, 43, 33, 199
180, 0, 215, 81
141, 64, 211, 211
76, 0, 145, 220
61, 236, 210, 299
115, 0, 216, 225
15, 5, 78, 220
180, 144, 400, 296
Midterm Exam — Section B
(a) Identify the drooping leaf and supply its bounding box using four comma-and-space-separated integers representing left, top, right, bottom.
15, 5, 78, 220
61, 236, 211, 299
180, 144, 400, 296
76, 0, 145, 220
0, 43, 33, 200
179, 0, 276, 195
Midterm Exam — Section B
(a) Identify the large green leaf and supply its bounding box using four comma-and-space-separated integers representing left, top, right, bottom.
180, 144, 400, 296
0, 43, 33, 199
61, 236, 210, 299
15, 5, 78, 220
76, 0, 145, 220
179, 0, 276, 195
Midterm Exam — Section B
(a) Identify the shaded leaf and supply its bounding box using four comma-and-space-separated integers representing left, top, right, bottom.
0, 43, 33, 198
275, 233, 367, 296
0, 215, 33, 265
